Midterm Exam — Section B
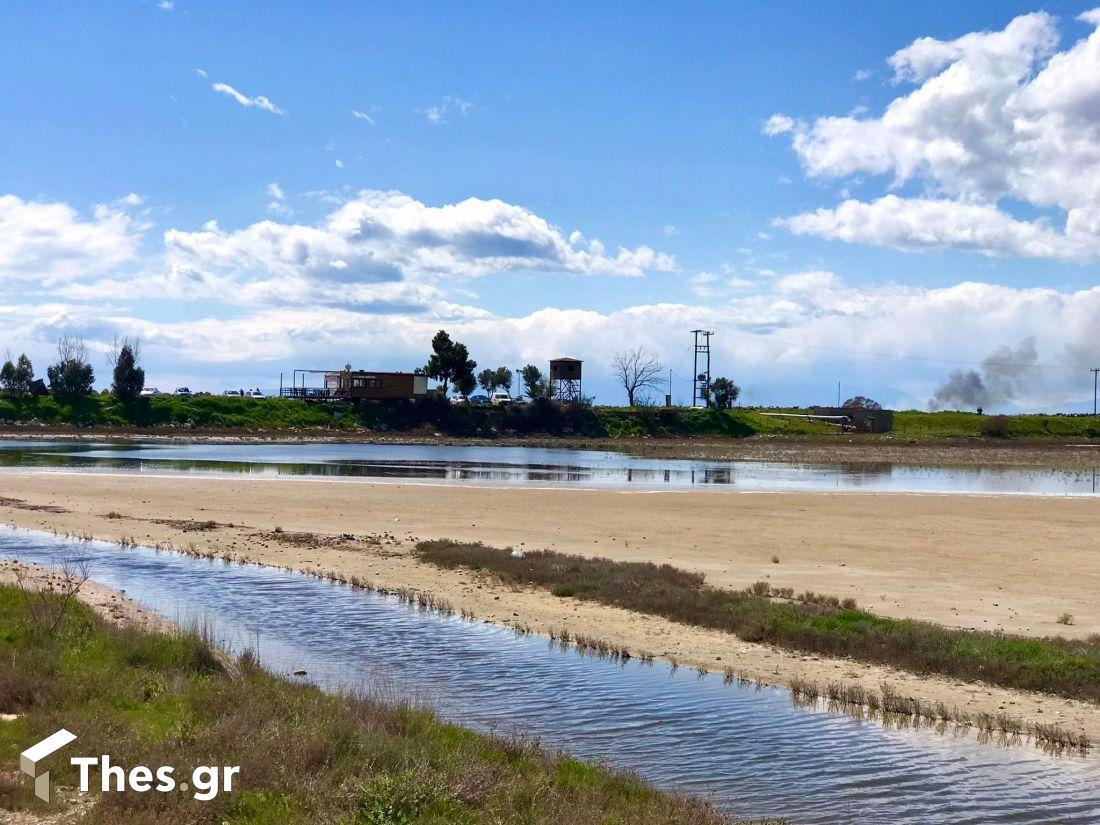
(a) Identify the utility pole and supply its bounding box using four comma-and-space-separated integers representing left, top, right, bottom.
691, 330, 713, 408
1092, 368, 1099, 416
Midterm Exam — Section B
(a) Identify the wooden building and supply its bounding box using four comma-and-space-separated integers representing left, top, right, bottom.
281, 368, 429, 402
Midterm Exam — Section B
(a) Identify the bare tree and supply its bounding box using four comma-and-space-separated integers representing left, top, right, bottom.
56, 334, 88, 365
106, 335, 142, 370
15, 550, 92, 634
612, 347, 663, 406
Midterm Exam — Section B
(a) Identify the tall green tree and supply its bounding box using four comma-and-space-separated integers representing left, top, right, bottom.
46, 336, 95, 405
520, 364, 550, 399
707, 377, 740, 410
424, 330, 477, 396
0, 354, 34, 396
111, 342, 145, 402
477, 366, 513, 395
455, 371, 477, 399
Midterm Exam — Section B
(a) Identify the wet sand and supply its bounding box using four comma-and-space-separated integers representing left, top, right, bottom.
1, 470, 1099, 739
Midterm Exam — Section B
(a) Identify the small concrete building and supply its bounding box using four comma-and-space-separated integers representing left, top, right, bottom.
809, 406, 894, 433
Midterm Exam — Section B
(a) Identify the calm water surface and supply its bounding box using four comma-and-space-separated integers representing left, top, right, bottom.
1, 440, 1098, 495
3, 528, 1098, 824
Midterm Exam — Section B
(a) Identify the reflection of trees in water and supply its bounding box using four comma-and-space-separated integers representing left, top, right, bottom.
830, 463, 895, 487
2, 444, 1099, 493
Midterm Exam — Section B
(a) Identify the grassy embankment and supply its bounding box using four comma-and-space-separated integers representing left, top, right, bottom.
2, 393, 1098, 439
417, 541, 1100, 732
0, 583, 765, 824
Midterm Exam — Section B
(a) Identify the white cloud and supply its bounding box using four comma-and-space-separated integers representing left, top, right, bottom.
853, 68, 872, 81
351, 109, 377, 125
194, 68, 207, 78
158, 0, 174, 10
777, 195, 1100, 261
768, 9, 1100, 261
13, 271, 1100, 409
420, 95, 473, 125
334, 159, 344, 169
265, 183, 291, 217
661, 224, 679, 236
155, 190, 675, 305
0, 195, 143, 286
211, 82, 286, 115
763, 114, 795, 136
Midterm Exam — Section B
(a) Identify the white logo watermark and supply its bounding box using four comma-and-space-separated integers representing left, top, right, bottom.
20, 729, 239, 803
20, 728, 77, 802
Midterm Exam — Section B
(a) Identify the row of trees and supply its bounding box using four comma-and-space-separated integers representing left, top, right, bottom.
1, 336, 145, 405
6, 328, 745, 410
424, 331, 740, 408
423, 330, 553, 401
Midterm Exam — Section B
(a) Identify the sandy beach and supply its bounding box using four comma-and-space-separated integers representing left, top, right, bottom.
2, 469, 1099, 740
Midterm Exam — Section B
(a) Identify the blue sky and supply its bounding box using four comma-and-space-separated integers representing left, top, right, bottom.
3, 1, 1100, 409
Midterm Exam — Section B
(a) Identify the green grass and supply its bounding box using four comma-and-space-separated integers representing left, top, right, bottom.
416, 541, 1100, 704
3, 392, 1098, 440
0, 394, 356, 429
0, 585, 768, 825
891, 410, 1100, 439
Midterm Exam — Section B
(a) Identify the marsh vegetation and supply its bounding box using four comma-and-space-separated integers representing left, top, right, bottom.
417, 541, 1100, 707
0, 583, 771, 824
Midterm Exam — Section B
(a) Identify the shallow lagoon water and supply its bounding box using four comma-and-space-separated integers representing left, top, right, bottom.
1, 440, 1098, 495
3, 528, 1099, 824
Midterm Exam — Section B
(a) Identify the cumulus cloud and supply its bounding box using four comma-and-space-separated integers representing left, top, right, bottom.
768, 9, 1100, 261
211, 82, 286, 115
0, 195, 143, 286
11, 271, 1100, 409
777, 195, 1100, 260
159, 190, 675, 303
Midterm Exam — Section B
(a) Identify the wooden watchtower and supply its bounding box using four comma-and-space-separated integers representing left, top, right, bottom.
549, 357, 583, 403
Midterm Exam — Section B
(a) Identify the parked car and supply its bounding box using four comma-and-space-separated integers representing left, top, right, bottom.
490, 390, 512, 406
138, 387, 160, 397
223, 389, 242, 397
468, 394, 489, 405
173, 387, 192, 398
247, 389, 265, 399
